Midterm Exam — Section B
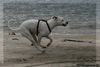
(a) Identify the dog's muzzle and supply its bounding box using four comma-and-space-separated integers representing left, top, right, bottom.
63, 22, 68, 26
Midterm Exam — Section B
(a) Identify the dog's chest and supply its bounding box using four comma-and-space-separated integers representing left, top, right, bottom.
37, 22, 50, 35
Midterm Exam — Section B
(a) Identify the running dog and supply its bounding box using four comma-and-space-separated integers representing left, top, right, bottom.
8, 16, 68, 53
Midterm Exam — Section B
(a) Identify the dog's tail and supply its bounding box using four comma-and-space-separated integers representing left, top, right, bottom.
8, 19, 20, 32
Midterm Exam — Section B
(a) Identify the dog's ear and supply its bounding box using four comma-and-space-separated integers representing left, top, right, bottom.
52, 16, 57, 20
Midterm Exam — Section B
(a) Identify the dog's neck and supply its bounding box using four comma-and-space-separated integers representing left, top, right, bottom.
47, 19, 58, 30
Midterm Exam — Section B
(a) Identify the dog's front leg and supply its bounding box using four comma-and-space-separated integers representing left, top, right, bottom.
45, 36, 53, 48
37, 35, 47, 48
31, 35, 38, 46
38, 35, 52, 48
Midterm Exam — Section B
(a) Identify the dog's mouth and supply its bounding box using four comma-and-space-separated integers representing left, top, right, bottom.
62, 22, 68, 26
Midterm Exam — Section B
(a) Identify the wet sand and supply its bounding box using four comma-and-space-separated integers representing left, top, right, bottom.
0, 33, 98, 67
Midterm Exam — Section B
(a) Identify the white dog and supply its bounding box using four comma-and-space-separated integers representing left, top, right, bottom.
8, 16, 68, 53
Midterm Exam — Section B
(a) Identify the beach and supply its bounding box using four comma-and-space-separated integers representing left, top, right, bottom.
0, 32, 97, 67
1, 2, 98, 67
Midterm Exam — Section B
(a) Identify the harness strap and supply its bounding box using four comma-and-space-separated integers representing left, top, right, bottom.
36, 19, 51, 36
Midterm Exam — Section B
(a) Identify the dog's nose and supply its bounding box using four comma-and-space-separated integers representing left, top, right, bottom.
63, 21, 68, 26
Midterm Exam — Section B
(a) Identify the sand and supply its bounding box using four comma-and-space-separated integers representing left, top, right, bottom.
0, 33, 99, 67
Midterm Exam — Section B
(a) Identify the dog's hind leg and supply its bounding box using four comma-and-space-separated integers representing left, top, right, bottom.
20, 30, 45, 52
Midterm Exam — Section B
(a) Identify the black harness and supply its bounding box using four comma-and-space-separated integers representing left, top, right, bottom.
36, 19, 51, 36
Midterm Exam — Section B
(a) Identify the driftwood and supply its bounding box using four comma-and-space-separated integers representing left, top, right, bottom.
63, 39, 92, 43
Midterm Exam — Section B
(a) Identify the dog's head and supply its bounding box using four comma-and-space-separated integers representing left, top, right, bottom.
52, 16, 68, 26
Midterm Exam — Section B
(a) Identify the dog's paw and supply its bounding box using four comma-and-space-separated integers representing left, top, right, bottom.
47, 43, 51, 47
31, 44, 33, 46
40, 45, 47, 48
42, 46, 47, 48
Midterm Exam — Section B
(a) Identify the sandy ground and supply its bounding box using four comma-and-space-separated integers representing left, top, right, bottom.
0, 33, 99, 67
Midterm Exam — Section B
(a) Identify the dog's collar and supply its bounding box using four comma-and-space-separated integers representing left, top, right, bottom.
37, 19, 51, 36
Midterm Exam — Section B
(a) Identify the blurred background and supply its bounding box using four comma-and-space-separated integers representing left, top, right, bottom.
3, 0, 96, 34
